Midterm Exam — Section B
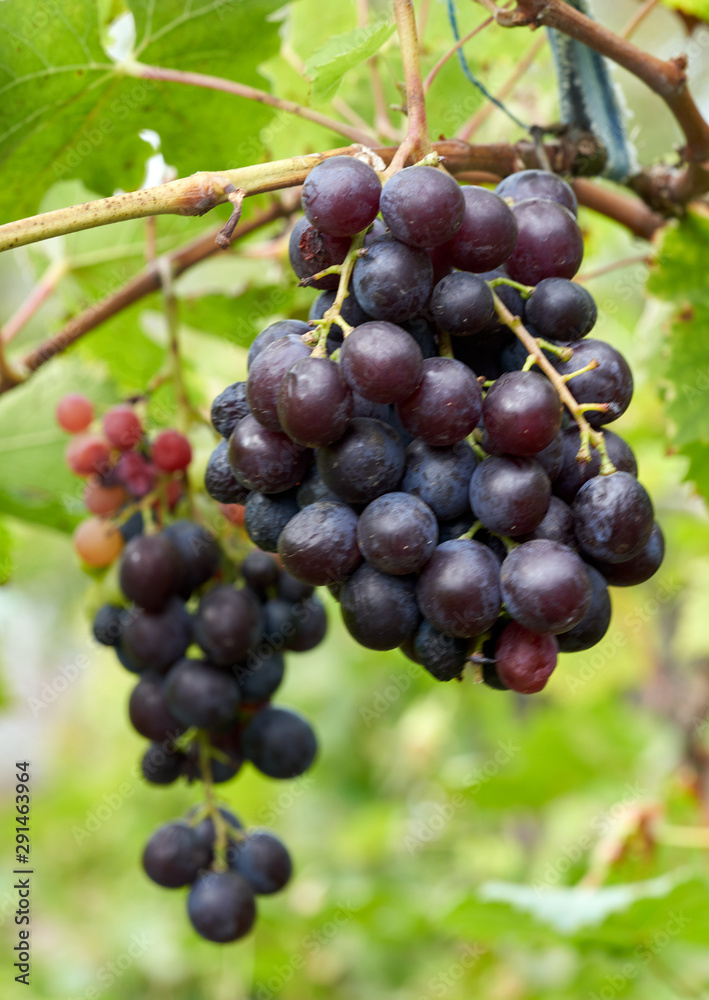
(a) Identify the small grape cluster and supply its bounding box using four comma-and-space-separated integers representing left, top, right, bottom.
58, 395, 325, 943
207, 158, 663, 695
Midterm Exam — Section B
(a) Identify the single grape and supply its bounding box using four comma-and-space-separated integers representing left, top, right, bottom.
92, 603, 128, 646
524, 278, 596, 341
103, 405, 143, 450
554, 339, 633, 427
141, 742, 185, 785
553, 427, 637, 504
187, 870, 257, 943
339, 563, 419, 650
535, 432, 564, 482
244, 491, 299, 553
66, 435, 111, 477
438, 185, 518, 271
74, 518, 124, 567
352, 235, 433, 323
589, 521, 664, 586
277, 501, 361, 585
143, 822, 210, 888
115, 641, 144, 675
232, 830, 292, 894
379, 166, 465, 248
83, 480, 128, 517
164, 658, 241, 730
150, 430, 192, 473
56, 393, 94, 433
211, 381, 250, 438
401, 316, 439, 359
284, 596, 327, 652
115, 450, 155, 498
469, 456, 551, 535
500, 539, 592, 634
288, 216, 350, 291
163, 520, 221, 598
302, 155, 381, 236
401, 439, 477, 520
295, 467, 340, 507
277, 572, 314, 604
494, 622, 559, 694
413, 620, 468, 681
482, 370, 561, 456
205, 439, 251, 505
416, 539, 501, 638
119, 534, 182, 611
248, 319, 311, 369
556, 565, 612, 652
129, 674, 185, 741
233, 652, 285, 704
429, 272, 495, 336
506, 199, 584, 285
316, 417, 405, 505
518, 495, 576, 548
356, 492, 437, 575
122, 597, 192, 673
241, 550, 280, 596
247, 335, 312, 432
340, 320, 424, 404
573, 472, 654, 564
495, 169, 578, 215
229, 415, 311, 494
194, 585, 263, 666
277, 356, 353, 446
242, 706, 317, 779
396, 357, 482, 446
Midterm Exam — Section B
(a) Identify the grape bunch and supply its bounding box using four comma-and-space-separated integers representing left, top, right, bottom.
207, 158, 663, 697
58, 395, 325, 943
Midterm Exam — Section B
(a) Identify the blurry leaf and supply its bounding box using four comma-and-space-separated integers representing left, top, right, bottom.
0, 521, 12, 584
305, 20, 395, 103
663, 0, 709, 20
180, 287, 298, 348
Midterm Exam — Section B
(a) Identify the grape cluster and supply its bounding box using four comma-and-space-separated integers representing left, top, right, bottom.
208, 159, 663, 697
58, 395, 325, 943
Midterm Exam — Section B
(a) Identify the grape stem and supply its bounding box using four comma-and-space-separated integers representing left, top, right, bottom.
308, 233, 366, 358
385, 0, 433, 176
486, 275, 535, 298
196, 731, 230, 872
1, 259, 69, 345
491, 292, 617, 473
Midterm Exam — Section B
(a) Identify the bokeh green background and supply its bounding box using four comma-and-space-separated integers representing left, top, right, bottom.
2, 0, 709, 997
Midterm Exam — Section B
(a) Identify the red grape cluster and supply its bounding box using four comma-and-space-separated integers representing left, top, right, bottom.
208, 160, 663, 696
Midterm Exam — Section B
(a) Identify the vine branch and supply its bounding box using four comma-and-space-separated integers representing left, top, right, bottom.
386, 0, 433, 173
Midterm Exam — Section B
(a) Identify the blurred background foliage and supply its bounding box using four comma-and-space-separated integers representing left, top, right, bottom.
2, 0, 709, 997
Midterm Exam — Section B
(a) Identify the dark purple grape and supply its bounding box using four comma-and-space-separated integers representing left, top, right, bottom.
401, 439, 477, 520
339, 320, 424, 404
573, 472, 654, 564
469, 456, 551, 535
495, 170, 578, 215
93, 603, 128, 646
123, 598, 192, 673
194, 585, 263, 666
506, 199, 584, 285
277, 500, 361, 585
233, 652, 285, 703
129, 674, 185, 742
340, 563, 419, 650
589, 522, 664, 586
115, 641, 144, 674
438, 185, 518, 271
379, 166, 465, 247
494, 622, 559, 694
241, 550, 280, 595
143, 822, 210, 888
247, 335, 312, 432
232, 830, 292, 894
205, 439, 250, 505
401, 316, 439, 358
211, 381, 250, 438
356, 492, 437, 574
352, 235, 433, 323
243, 491, 299, 553
302, 155, 381, 237
263, 595, 327, 653
535, 432, 564, 482
277, 357, 353, 447
396, 357, 482, 446
316, 417, 404, 504
556, 565, 611, 652
554, 339, 633, 428
288, 216, 350, 291
500, 539, 592, 634
295, 467, 340, 507
119, 510, 145, 543
416, 539, 501, 638
553, 427, 637, 504
164, 520, 221, 598
229, 415, 310, 494
248, 319, 310, 369
524, 278, 596, 341
187, 870, 256, 943
119, 534, 182, 612
518, 495, 576, 547
427, 244, 453, 285
141, 742, 185, 785
413, 620, 468, 681
277, 572, 314, 603
164, 658, 241, 730
483, 370, 561, 456
429, 272, 495, 336
242, 706, 317, 779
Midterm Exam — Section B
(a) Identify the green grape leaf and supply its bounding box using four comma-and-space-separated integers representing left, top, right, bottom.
0, 520, 13, 585
0, 0, 287, 222
662, 0, 709, 21
305, 20, 395, 104
180, 288, 298, 348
